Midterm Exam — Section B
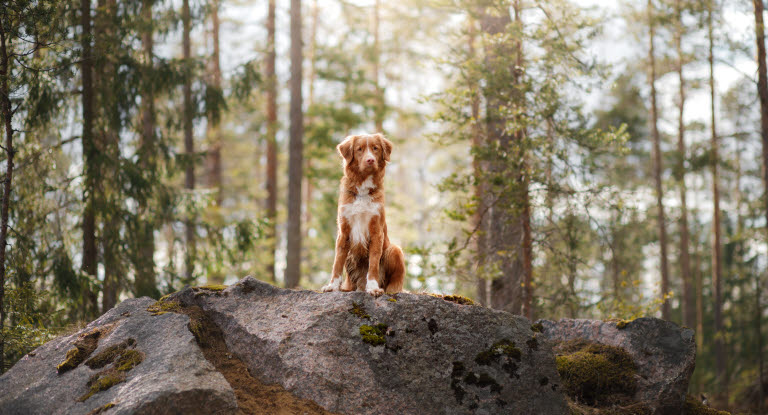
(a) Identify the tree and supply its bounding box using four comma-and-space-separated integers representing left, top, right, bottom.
673, 0, 694, 329
207, 0, 223, 207
708, 0, 727, 403
753, 0, 768, 408
285, 0, 303, 288
265, 0, 278, 282
134, 0, 159, 299
183, 0, 196, 283
646, 0, 671, 320
80, 0, 100, 320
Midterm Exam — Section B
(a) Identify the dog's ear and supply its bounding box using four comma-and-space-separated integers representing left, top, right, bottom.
378, 134, 393, 162
337, 135, 355, 164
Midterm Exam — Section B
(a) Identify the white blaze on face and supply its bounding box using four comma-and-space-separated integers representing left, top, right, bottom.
341, 176, 379, 247
363, 136, 375, 166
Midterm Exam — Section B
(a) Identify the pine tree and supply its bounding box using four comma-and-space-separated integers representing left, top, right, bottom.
286, 0, 304, 288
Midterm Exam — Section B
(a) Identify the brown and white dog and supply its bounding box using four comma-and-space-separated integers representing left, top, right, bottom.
321, 133, 405, 296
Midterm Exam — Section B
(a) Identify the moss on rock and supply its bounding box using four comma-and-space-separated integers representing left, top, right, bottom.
359, 324, 388, 346
86, 402, 116, 415
475, 339, 522, 365
77, 344, 145, 402
348, 302, 370, 320
147, 299, 182, 316
683, 395, 730, 415
555, 340, 637, 407
85, 338, 136, 369
531, 322, 544, 333
441, 295, 475, 305
194, 284, 228, 291
56, 328, 102, 374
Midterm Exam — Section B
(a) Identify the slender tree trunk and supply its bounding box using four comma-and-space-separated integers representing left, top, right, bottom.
303, 0, 318, 239
753, 1, 768, 409
647, 0, 671, 320
0, 20, 15, 374
483, 1, 527, 315
373, 0, 384, 133
285, 0, 303, 288
756, 274, 764, 415
80, 0, 99, 319
206, 0, 222, 207
468, 21, 489, 306
99, 0, 121, 313
182, 0, 195, 283
265, 0, 277, 282
518, 0, 533, 319
135, 0, 158, 298
708, 3, 727, 405
675, 0, 694, 329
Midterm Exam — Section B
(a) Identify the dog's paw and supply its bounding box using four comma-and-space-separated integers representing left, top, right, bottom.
365, 278, 384, 297
321, 277, 342, 292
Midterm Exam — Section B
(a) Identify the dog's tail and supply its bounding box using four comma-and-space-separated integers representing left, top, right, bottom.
382, 244, 405, 294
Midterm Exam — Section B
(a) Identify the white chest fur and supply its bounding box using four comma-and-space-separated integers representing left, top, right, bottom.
341, 177, 380, 247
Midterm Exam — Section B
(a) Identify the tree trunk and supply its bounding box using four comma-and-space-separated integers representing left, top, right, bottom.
135, 0, 158, 298
182, 0, 195, 283
303, 0, 318, 239
206, 0, 222, 207
285, 0, 303, 288
708, 2, 727, 405
265, 0, 277, 282
80, 0, 99, 319
483, 1, 527, 315
647, 0, 671, 320
468, 21, 489, 306
99, 0, 121, 314
0, 20, 15, 374
373, 0, 384, 133
753, 1, 768, 409
518, 0, 533, 320
675, 0, 694, 329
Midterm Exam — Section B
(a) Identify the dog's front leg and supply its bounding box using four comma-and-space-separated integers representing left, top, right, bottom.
365, 220, 385, 296
322, 222, 350, 292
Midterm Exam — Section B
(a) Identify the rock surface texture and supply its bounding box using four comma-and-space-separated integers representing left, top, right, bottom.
176, 277, 567, 415
0, 277, 698, 415
537, 318, 696, 415
0, 297, 238, 415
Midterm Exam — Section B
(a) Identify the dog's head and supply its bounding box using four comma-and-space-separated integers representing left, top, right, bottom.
337, 133, 393, 175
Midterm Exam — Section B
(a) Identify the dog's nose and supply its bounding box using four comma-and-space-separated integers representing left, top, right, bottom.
366, 158, 375, 165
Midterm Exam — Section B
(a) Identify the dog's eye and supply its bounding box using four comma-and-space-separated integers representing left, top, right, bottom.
373, 146, 378, 150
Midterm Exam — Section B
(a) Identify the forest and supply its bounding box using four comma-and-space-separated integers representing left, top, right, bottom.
0, 0, 767, 412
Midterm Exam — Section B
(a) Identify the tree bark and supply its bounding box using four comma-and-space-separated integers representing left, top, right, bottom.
285, 0, 303, 288
0, 17, 15, 374
468, 21, 489, 306
753, 0, 768, 409
135, 0, 158, 298
647, 0, 671, 320
99, 0, 120, 313
80, 0, 99, 319
303, 0, 318, 239
265, 0, 277, 282
182, 0, 195, 283
206, 0, 222, 207
675, 0, 694, 329
482, 1, 527, 315
373, 0, 384, 133
708, 2, 727, 405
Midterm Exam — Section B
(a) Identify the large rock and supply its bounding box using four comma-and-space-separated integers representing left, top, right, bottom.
537, 318, 696, 415
0, 297, 238, 415
175, 277, 567, 415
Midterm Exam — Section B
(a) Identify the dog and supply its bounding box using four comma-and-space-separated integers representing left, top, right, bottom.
321, 133, 405, 296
